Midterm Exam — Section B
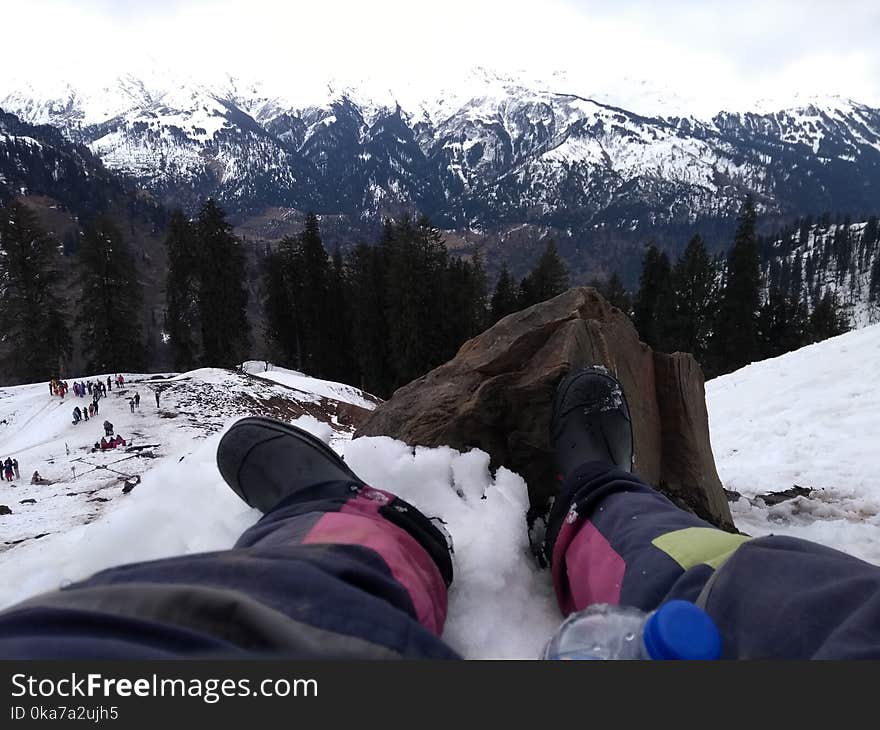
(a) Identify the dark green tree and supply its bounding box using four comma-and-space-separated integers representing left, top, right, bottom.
195, 199, 249, 368
77, 217, 144, 372
263, 245, 298, 367
384, 216, 447, 385
809, 292, 847, 342
490, 263, 521, 323
633, 243, 673, 350
757, 287, 809, 359
325, 246, 357, 384
709, 197, 762, 374
347, 240, 392, 395
164, 209, 199, 371
668, 235, 717, 363
0, 201, 71, 382
289, 213, 332, 377
519, 240, 569, 308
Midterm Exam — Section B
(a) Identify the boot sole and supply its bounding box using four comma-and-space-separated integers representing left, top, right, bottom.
550, 366, 632, 441
217, 416, 362, 504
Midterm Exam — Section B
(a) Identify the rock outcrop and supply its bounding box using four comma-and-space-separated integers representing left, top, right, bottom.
355, 287, 734, 531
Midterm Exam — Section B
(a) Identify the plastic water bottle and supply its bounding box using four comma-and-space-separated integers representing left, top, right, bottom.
542, 600, 722, 660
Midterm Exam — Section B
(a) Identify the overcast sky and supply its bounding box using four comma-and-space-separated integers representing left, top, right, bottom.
5, 0, 880, 110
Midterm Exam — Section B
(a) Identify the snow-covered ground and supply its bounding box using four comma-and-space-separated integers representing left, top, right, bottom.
1, 327, 879, 658
707, 323, 880, 566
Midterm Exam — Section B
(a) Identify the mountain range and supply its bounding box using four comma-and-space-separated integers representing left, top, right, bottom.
3, 70, 880, 249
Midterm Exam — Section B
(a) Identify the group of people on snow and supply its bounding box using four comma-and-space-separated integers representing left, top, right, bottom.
3, 457, 20, 482
52, 375, 126, 402
92, 435, 127, 452
128, 392, 141, 413
49, 379, 68, 398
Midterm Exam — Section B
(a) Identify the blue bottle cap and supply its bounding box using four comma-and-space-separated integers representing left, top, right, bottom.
642, 600, 722, 660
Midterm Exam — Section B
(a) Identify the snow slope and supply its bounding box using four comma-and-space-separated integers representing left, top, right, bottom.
707, 323, 880, 565
1, 329, 879, 658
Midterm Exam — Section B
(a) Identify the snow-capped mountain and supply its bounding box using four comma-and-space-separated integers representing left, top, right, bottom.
3, 68, 880, 233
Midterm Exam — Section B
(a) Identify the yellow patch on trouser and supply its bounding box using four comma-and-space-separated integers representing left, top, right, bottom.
652, 528, 750, 570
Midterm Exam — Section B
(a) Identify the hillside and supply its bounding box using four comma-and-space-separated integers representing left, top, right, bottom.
707, 323, 880, 565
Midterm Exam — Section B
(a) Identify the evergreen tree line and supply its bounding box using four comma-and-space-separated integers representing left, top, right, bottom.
0, 198, 251, 385
629, 198, 857, 378
8, 192, 869, 391
488, 240, 570, 323
0, 201, 145, 382
164, 200, 250, 371
265, 215, 569, 398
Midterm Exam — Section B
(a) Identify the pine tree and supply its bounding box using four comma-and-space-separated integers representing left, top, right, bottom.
709, 197, 761, 374
519, 240, 569, 308
77, 216, 144, 372
871, 253, 880, 302
384, 216, 448, 385
604, 273, 633, 315
195, 199, 250, 368
263, 246, 297, 366
668, 235, 716, 363
325, 247, 357, 384
633, 244, 674, 350
757, 287, 809, 359
0, 201, 72, 382
347, 240, 392, 395
164, 209, 199, 370
809, 292, 847, 342
490, 263, 520, 323
290, 213, 332, 377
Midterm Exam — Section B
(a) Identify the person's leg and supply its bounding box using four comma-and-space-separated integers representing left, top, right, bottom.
545, 367, 880, 659
0, 419, 455, 659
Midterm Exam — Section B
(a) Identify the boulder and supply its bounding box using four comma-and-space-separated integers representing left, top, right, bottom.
355, 287, 734, 531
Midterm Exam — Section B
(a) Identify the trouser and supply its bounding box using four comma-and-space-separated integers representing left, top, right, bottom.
549, 462, 880, 659
1, 464, 879, 658
0, 481, 455, 659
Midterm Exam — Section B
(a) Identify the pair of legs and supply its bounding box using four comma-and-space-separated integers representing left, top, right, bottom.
1, 369, 879, 658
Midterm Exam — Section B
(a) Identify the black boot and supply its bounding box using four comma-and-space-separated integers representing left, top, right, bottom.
535, 367, 634, 568
549, 365, 633, 480
216, 416, 454, 586
217, 416, 363, 513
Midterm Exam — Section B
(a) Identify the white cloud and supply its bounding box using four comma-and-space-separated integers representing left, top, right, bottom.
3, 0, 879, 111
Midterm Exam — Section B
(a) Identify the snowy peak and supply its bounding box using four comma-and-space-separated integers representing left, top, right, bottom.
3, 69, 880, 231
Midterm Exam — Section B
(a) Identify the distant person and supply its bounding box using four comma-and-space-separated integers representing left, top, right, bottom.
134, 392, 140, 409
154, 390, 160, 408
30, 471, 51, 486
72, 407, 82, 425
128, 399, 135, 414
12, 459, 19, 480
2, 458, 13, 482
103, 420, 114, 437
100, 437, 109, 451
107, 376, 112, 391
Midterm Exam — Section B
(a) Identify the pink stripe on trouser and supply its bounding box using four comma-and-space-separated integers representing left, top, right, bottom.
302, 488, 448, 635
552, 517, 626, 615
